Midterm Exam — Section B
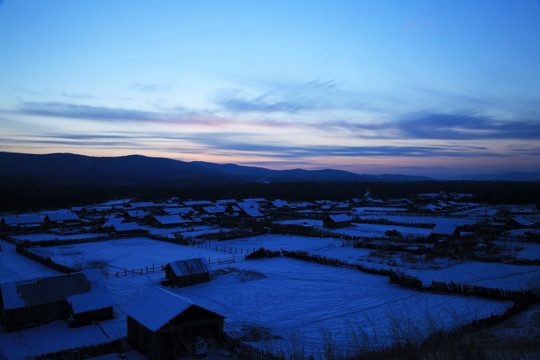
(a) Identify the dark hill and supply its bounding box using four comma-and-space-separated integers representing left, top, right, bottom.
0, 152, 429, 186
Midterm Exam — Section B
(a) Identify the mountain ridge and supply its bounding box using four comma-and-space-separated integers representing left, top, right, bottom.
0, 151, 431, 185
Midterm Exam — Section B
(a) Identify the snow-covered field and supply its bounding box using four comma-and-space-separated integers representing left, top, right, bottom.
332, 223, 433, 238
355, 214, 477, 227
11, 232, 108, 243
2, 230, 539, 359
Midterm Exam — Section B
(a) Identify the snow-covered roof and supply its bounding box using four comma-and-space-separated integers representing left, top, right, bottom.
184, 200, 213, 206
154, 215, 186, 226
126, 210, 148, 218
129, 202, 157, 208
272, 199, 289, 208
237, 202, 263, 217
1, 215, 44, 226
431, 223, 458, 236
112, 222, 141, 232
167, 258, 209, 277
511, 216, 535, 227
328, 214, 352, 223
203, 206, 226, 214
125, 287, 221, 332
67, 291, 116, 314
163, 207, 195, 215
0, 269, 107, 311
102, 216, 125, 228
45, 212, 80, 222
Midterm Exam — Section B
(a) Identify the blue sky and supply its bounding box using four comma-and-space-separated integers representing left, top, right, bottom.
0, 0, 539, 178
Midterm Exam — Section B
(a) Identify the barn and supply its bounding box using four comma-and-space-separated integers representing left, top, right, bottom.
0, 269, 114, 330
126, 287, 224, 360
164, 258, 210, 288
323, 214, 352, 228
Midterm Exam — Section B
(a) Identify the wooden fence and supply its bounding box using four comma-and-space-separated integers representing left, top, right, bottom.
103, 255, 246, 279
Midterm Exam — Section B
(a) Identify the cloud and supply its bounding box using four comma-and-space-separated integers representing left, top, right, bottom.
129, 83, 171, 93
214, 79, 368, 113
396, 113, 540, 140
18, 102, 161, 122
13, 101, 231, 127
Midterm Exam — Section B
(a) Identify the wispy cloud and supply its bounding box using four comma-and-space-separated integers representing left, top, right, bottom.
397, 112, 540, 140
214, 79, 370, 114
129, 83, 171, 93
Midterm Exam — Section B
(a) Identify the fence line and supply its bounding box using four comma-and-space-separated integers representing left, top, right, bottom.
103, 255, 246, 279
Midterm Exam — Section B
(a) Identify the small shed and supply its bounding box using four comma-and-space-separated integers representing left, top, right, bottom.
125, 287, 224, 360
323, 214, 352, 228
165, 258, 210, 288
0, 269, 114, 330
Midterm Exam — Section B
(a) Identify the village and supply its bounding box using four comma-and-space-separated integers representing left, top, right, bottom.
0, 192, 539, 359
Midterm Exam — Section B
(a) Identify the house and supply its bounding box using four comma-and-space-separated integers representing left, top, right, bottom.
0, 215, 44, 230
125, 287, 224, 360
430, 223, 460, 239
0, 269, 114, 330
152, 215, 186, 227
323, 214, 352, 228
43, 212, 80, 226
125, 210, 148, 220
164, 258, 210, 288
237, 201, 264, 217
111, 222, 143, 234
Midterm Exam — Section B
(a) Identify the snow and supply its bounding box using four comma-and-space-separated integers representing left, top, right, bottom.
0, 239, 61, 282
353, 207, 408, 213
176, 258, 511, 356
404, 261, 540, 290
355, 214, 476, 227
124, 287, 195, 332
153, 214, 186, 225
68, 291, 116, 314
11, 233, 108, 243
332, 223, 432, 238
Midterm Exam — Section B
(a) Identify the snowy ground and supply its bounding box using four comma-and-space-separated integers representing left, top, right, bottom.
10, 232, 108, 243
1, 232, 538, 359
332, 223, 433, 238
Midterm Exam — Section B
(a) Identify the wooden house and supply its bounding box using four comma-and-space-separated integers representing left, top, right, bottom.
43, 212, 81, 226
126, 288, 224, 360
0, 269, 114, 330
164, 258, 210, 288
323, 214, 352, 228
1, 215, 44, 230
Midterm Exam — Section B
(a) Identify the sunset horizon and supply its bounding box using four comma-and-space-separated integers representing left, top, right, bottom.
1, 1, 539, 179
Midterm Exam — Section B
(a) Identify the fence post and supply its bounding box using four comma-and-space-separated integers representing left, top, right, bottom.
132, 269, 135, 275
125, 268, 127, 276
116, 272, 118, 278
233, 255, 235, 263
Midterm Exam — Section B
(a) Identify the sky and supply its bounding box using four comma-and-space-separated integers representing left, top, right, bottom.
0, 0, 539, 179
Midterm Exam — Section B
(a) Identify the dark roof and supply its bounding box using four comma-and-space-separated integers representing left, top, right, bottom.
0, 270, 106, 310
167, 258, 209, 277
